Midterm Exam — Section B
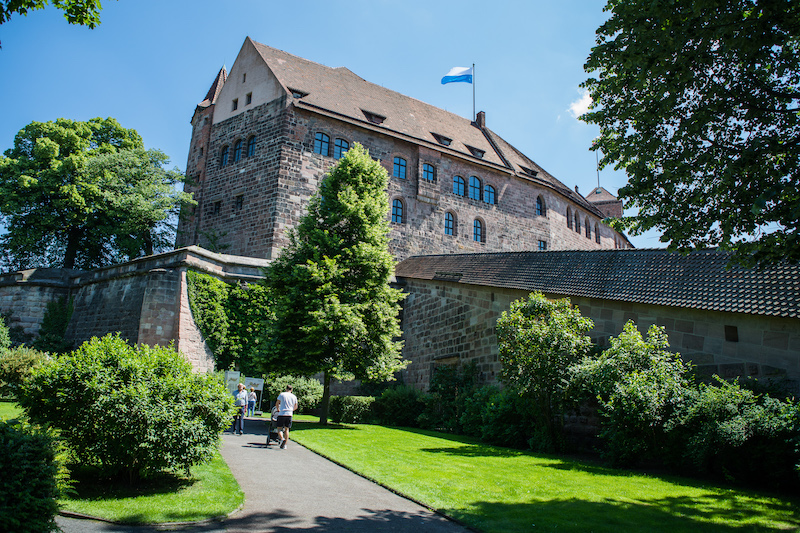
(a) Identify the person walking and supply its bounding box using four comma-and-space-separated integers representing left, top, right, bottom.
247, 386, 257, 417
275, 384, 298, 449
232, 383, 248, 435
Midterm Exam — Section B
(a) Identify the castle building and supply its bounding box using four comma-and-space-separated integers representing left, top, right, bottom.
176, 38, 631, 260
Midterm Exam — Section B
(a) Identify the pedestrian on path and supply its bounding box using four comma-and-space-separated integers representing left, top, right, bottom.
232, 383, 247, 435
275, 384, 298, 449
247, 386, 257, 417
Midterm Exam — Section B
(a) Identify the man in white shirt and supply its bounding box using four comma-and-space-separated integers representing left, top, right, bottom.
275, 385, 298, 449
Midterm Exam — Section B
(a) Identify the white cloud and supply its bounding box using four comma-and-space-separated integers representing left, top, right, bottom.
568, 88, 592, 119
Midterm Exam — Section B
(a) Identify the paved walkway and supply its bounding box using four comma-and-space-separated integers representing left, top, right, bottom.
56, 418, 468, 532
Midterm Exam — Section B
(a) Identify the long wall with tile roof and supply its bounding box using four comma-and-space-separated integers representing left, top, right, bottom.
176, 38, 631, 261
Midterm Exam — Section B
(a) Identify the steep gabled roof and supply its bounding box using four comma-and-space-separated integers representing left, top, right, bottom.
247, 38, 604, 217
395, 249, 800, 319
198, 66, 228, 108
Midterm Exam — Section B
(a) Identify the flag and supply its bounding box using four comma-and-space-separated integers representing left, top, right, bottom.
441, 66, 473, 85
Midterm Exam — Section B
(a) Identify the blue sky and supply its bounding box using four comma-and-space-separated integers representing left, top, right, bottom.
0, 0, 663, 249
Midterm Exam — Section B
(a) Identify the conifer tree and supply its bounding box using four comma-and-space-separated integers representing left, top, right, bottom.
259, 143, 406, 423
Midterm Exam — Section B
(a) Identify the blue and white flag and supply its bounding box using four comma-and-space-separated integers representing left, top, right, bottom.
441, 66, 473, 85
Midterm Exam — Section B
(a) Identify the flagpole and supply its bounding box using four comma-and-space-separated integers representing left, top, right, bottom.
472, 63, 476, 121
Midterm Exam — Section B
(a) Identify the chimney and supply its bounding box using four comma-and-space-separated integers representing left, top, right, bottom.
575, 185, 580, 194
475, 111, 486, 128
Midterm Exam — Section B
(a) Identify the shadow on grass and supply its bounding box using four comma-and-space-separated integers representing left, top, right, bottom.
291, 420, 359, 432
65, 465, 195, 501
449, 492, 800, 533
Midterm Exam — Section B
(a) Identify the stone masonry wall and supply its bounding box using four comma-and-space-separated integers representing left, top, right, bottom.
0, 269, 76, 338
398, 278, 800, 393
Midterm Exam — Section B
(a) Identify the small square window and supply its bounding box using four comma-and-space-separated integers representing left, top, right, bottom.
538, 240, 547, 251
724, 325, 739, 342
232, 99, 238, 111
246, 92, 252, 105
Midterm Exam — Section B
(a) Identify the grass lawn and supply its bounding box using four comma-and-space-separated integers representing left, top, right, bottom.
59, 450, 243, 524
0, 399, 23, 419
291, 420, 800, 533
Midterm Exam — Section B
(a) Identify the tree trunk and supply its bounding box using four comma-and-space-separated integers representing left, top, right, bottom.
320, 370, 331, 425
63, 227, 82, 269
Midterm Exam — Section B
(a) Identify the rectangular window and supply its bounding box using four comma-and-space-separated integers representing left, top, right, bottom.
538, 240, 547, 251
724, 325, 739, 342
235, 195, 244, 211
213, 201, 221, 215
393, 157, 407, 179
232, 99, 238, 111
246, 92, 252, 105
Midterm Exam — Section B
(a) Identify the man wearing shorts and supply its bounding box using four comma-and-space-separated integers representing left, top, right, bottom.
275, 385, 298, 449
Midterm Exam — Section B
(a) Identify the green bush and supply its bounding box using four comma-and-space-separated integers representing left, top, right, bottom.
371, 385, 430, 427
666, 376, 800, 488
460, 385, 537, 449
0, 315, 9, 354
567, 321, 692, 465
32, 297, 74, 354
18, 334, 233, 481
265, 374, 324, 414
0, 346, 49, 399
419, 363, 479, 433
330, 396, 375, 424
0, 420, 60, 533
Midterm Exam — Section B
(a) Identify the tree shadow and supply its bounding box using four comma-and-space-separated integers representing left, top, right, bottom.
66, 466, 195, 500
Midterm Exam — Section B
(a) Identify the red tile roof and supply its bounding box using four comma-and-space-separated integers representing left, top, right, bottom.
395, 249, 800, 319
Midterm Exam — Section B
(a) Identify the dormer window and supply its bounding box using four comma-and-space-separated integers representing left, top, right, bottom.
289, 88, 308, 98
431, 132, 452, 146
465, 145, 485, 159
520, 166, 539, 177
361, 109, 386, 124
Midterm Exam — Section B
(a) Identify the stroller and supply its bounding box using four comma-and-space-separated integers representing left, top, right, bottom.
266, 406, 281, 446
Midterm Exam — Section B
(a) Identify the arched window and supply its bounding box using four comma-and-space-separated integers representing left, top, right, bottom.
314, 132, 330, 156
536, 196, 545, 216
575, 212, 581, 233
585, 218, 591, 239
566, 207, 572, 229
453, 176, 465, 196
469, 176, 482, 200
595, 224, 601, 244
246, 136, 256, 157
233, 139, 242, 162
333, 138, 349, 159
484, 184, 496, 205
393, 157, 407, 179
423, 163, 436, 182
444, 211, 456, 236
220, 145, 229, 167
391, 198, 404, 224
473, 219, 485, 243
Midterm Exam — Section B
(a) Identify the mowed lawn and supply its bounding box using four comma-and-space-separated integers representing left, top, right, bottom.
290, 421, 800, 533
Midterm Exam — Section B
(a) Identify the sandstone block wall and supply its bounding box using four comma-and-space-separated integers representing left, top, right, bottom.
0, 269, 75, 338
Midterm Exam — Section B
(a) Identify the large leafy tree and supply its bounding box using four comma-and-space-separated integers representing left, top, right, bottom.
0, 117, 192, 270
582, 0, 800, 266
259, 143, 406, 424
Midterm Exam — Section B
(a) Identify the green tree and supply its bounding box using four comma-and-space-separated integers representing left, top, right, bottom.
497, 292, 593, 451
259, 143, 406, 424
0, 118, 193, 270
1, 0, 105, 47
582, 0, 800, 266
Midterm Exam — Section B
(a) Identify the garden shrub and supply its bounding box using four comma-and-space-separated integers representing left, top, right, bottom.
0, 346, 49, 399
418, 363, 479, 433
371, 385, 430, 427
330, 395, 375, 424
0, 316, 9, 355
666, 376, 800, 488
497, 292, 593, 451
0, 420, 60, 533
460, 385, 537, 449
264, 374, 324, 414
18, 334, 233, 481
32, 297, 74, 354
567, 321, 692, 465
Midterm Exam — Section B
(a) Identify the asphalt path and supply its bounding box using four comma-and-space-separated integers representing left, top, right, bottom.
56, 418, 468, 532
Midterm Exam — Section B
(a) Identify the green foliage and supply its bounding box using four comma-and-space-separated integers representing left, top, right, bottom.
371, 385, 430, 427
0, 419, 60, 533
329, 395, 375, 424
260, 143, 407, 423
264, 374, 324, 414
497, 292, 593, 450
568, 321, 692, 465
186, 270, 273, 373
583, 0, 800, 266
1, 310, 31, 345
17, 334, 233, 481
0, 345, 49, 399
0, 0, 103, 27
0, 118, 193, 269
0, 312, 9, 354
666, 376, 800, 488
418, 363, 479, 433
32, 296, 74, 354
460, 385, 537, 449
